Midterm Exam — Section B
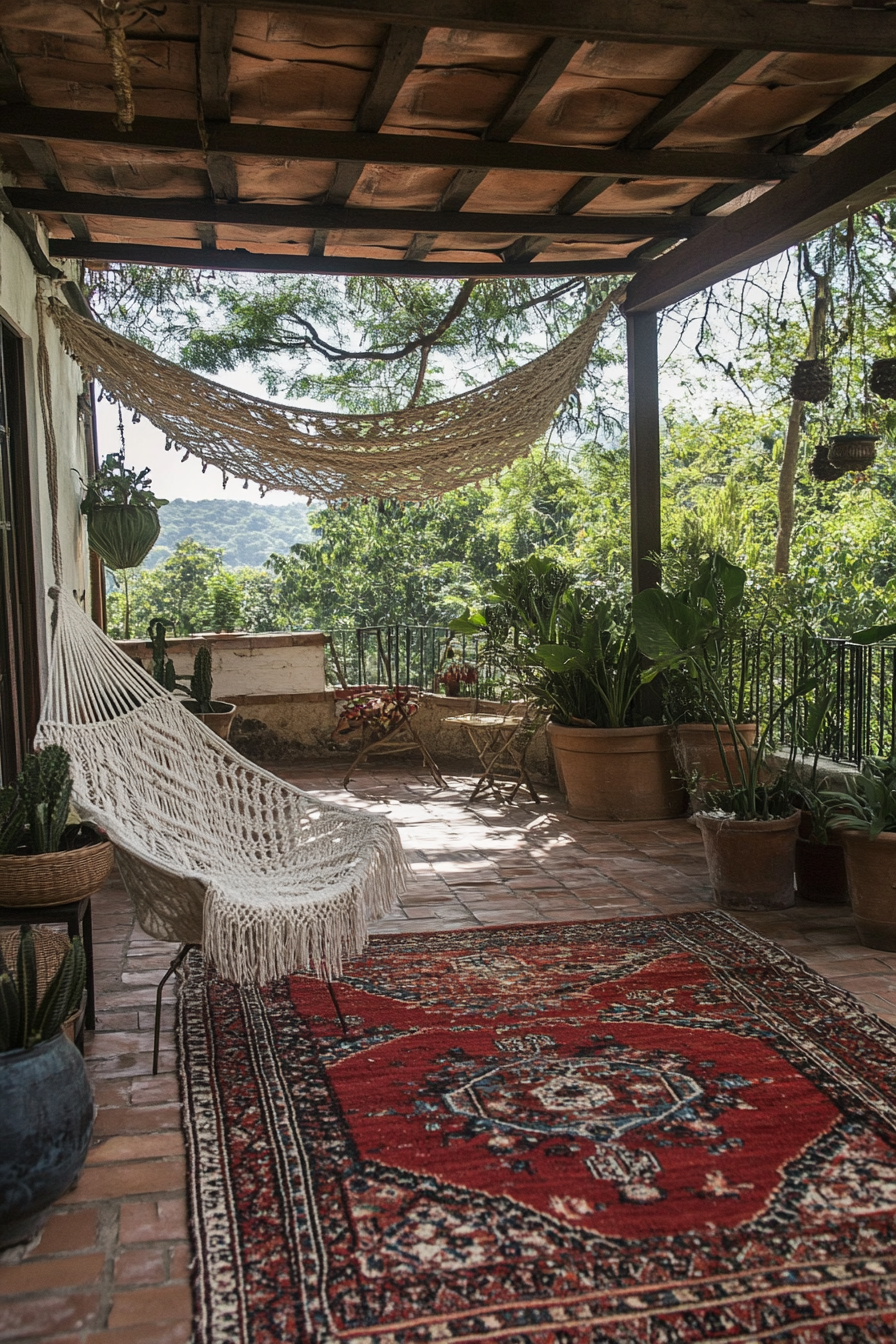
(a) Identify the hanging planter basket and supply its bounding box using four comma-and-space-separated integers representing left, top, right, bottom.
789, 359, 832, 403
826, 432, 878, 473
85, 504, 161, 570
808, 442, 847, 483
870, 358, 896, 401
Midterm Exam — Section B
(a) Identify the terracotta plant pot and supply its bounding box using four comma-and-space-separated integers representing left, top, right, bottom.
546, 723, 685, 822
695, 810, 799, 910
794, 810, 848, 904
840, 830, 896, 951
674, 722, 757, 802
183, 699, 237, 741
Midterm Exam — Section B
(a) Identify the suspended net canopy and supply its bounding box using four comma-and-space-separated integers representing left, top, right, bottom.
48, 286, 621, 502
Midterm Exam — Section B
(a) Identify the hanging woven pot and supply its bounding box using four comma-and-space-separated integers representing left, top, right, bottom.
870, 358, 896, 400
826, 432, 878, 472
808, 442, 847, 483
789, 359, 832, 403
85, 504, 160, 569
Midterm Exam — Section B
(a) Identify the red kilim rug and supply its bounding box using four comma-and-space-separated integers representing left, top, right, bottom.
177, 913, 896, 1343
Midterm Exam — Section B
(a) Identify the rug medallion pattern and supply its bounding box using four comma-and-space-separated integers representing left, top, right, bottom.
178, 912, 896, 1342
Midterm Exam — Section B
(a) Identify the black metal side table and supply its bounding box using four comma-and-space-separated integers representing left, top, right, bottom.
0, 897, 95, 1050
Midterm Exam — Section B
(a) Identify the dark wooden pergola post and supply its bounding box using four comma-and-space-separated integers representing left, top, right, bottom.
626, 309, 661, 593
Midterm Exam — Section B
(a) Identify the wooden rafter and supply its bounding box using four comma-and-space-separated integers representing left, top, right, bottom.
0, 37, 91, 243
10, 190, 712, 240
510, 48, 769, 263
624, 108, 896, 313
409, 36, 581, 262
0, 108, 805, 182
47, 240, 634, 278
182, 0, 896, 57
311, 23, 427, 256
197, 4, 237, 246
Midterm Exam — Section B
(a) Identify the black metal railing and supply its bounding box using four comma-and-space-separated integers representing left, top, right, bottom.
323, 624, 896, 765
324, 624, 506, 700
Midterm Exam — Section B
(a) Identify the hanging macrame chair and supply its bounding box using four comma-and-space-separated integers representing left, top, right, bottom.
34, 591, 407, 983
47, 285, 622, 500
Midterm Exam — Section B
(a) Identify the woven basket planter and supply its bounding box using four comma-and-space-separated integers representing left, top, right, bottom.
789, 359, 832, 403
827, 432, 878, 472
0, 841, 114, 907
870, 358, 896, 400
808, 441, 847, 483
85, 504, 161, 570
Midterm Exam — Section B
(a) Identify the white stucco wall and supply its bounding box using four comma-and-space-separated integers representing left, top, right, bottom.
0, 209, 91, 682
116, 631, 328, 698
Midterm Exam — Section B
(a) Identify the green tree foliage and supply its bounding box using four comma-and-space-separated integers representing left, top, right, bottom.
145, 498, 311, 569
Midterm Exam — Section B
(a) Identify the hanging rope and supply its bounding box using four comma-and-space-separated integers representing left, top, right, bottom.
35, 287, 65, 589
97, 1, 135, 133
48, 287, 623, 501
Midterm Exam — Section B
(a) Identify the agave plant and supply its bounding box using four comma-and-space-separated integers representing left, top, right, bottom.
0, 927, 86, 1051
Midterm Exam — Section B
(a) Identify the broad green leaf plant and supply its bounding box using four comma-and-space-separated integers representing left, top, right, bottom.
451, 554, 642, 728
632, 554, 816, 819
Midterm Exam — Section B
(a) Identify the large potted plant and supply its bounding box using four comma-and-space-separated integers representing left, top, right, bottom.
0, 927, 94, 1250
0, 747, 113, 907
452, 555, 683, 821
80, 451, 168, 571
780, 686, 848, 904
148, 621, 237, 740
657, 554, 757, 803
823, 756, 896, 949
632, 559, 811, 909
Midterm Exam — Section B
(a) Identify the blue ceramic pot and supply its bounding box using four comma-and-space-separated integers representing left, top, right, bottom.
0, 1033, 94, 1249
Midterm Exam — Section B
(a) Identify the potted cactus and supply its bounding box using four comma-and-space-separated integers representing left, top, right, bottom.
0, 747, 113, 907
148, 621, 236, 740
0, 928, 94, 1250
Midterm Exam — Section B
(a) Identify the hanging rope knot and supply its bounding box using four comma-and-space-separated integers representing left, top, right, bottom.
98, 0, 136, 133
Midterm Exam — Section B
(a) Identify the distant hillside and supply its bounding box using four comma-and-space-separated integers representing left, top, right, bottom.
145, 499, 314, 570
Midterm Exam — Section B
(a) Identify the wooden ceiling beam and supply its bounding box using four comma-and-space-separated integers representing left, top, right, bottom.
0, 108, 806, 182
177, 0, 896, 57
624, 108, 896, 313
47, 239, 634, 279
0, 38, 92, 242
8, 188, 707, 237
514, 48, 769, 263
409, 36, 581, 261
198, 5, 237, 215
316, 23, 427, 258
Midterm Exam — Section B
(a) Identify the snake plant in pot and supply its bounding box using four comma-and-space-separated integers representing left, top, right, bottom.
632, 561, 816, 909
451, 555, 684, 820
0, 927, 94, 1249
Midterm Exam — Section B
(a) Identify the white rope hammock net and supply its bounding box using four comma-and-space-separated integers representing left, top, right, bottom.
35, 592, 408, 983
48, 287, 620, 501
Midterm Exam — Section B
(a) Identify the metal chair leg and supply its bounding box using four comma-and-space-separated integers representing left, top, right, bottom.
326, 978, 349, 1036
153, 944, 197, 1075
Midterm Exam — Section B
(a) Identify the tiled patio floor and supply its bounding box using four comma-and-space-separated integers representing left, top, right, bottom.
4, 762, 896, 1343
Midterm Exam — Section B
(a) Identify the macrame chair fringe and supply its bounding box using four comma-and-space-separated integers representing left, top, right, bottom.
47, 287, 622, 501
35, 591, 408, 983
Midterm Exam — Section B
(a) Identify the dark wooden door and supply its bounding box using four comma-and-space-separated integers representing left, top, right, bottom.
0, 320, 39, 785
